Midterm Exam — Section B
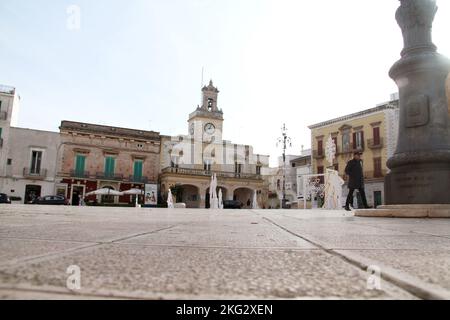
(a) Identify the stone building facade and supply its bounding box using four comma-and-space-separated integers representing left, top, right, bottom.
308, 98, 400, 207
0, 85, 62, 203
160, 81, 270, 208
57, 121, 161, 205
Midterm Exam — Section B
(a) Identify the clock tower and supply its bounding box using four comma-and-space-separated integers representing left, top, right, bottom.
188, 80, 224, 143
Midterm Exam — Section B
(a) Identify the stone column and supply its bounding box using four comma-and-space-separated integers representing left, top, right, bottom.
385, 0, 450, 205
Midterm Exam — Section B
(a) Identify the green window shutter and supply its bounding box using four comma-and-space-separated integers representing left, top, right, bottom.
105, 157, 115, 177
75, 155, 86, 175
134, 161, 143, 180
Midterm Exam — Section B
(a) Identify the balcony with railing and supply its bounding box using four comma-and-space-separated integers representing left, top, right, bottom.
313, 150, 325, 159
96, 172, 124, 181
0, 111, 7, 121
23, 168, 48, 179
128, 175, 149, 184
70, 170, 91, 179
161, 167, 263, 180
368, 138, 384, 149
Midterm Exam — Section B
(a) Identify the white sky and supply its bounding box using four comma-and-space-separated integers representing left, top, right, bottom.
1, 0, 449, 167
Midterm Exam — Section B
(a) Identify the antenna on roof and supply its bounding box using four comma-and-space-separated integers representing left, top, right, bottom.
201, 67, 204, 88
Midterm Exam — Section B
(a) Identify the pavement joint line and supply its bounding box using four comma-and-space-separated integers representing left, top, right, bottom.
109, 242, 322, 251
334, 250, 450, 300
0, 243, 103, 269
0, 236, 101, 245
262, 217, 432, 300
347, 221, 450, 241
0, 225, 185, 268
109, 224, 182, 243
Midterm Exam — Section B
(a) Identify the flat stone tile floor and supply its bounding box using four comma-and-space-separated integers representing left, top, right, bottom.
1, 205, 449, 299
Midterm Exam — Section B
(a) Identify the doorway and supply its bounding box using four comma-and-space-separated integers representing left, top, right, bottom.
25, 185, 41, 204
71, 185, 85, 206
374, 191, 383, 208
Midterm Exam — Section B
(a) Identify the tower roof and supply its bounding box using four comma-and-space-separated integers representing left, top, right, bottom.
202, 80, 219, 93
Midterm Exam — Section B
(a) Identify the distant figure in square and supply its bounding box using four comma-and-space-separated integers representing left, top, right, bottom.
344, 152, 371, 211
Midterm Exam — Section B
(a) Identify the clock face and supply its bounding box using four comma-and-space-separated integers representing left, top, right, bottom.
204, 123, 216, 135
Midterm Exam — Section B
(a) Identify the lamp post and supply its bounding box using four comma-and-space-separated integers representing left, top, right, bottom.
277, 124, 292, 209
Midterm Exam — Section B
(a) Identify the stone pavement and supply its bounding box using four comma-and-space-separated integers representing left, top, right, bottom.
0, 205, 450, 300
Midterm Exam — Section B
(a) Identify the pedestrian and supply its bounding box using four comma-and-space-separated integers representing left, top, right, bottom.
344, 151, 371, 211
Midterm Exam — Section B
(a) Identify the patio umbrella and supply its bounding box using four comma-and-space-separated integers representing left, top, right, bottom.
85, 188, 124, 197
122, 188, 144, 207
122, 188, 144, 195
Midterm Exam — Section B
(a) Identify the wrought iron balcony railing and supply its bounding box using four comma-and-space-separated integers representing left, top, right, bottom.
70, 170, 91, 179
23, 168, 47, 179
128, 175, 149, 184
368, 138, 384, 149
96, 172, 124, 181
312, 150, 325, 159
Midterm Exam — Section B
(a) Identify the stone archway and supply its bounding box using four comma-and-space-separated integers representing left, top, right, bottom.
205, 186, 228, 208
177, 184, 201, 208
233, 187, 254, 209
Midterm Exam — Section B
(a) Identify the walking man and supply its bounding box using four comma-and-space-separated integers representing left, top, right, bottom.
344, 152, 371, 211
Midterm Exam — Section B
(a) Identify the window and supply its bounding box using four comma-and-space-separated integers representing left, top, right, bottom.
342, 131, 351, 153
204, 162, 212, 172
373, 127, 381, 145
292, 163, 296, 168
75, 155, 86, 177
7, 159, 12, 165
374, 157, 383, 177
317, 140, 323, 156
353, 131, 364, 150
30, 151, 43, 174
104, 156, 115, 178
256, 165, 262, 175
235, 162, 242, 174
277, 179, 281, 190
133, 160, 143, 181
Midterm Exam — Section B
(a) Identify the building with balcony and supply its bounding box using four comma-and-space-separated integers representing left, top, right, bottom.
262, 152, 311, 209
1, 128, 61, 203
159, 81, 270, 208
308, 96, 399, 207
0, 85, 62, 203
57, 121, 161, 205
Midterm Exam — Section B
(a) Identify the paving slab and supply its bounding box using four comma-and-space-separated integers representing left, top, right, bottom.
1, 205, 448, 299
0, 244, 414, 299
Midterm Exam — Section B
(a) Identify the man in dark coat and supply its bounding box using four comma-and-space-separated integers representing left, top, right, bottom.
344, 152, 370, 211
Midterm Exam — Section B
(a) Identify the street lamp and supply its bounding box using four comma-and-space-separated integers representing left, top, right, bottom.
276, 124, 292, 209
